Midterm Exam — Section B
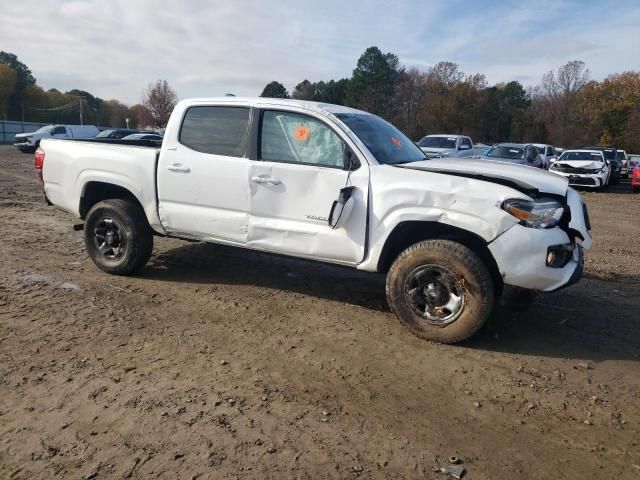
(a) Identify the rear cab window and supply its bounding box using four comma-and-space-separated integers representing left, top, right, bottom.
179, 106, 250, 157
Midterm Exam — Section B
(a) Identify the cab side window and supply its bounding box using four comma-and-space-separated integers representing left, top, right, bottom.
260, 111, 345, 168
53, 126, 66, 135
179, 106, 250, 157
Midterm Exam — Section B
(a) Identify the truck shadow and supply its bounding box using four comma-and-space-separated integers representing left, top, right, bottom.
467, 274, 640, 362
141, 242, 640, 362
143, 241, 390, 312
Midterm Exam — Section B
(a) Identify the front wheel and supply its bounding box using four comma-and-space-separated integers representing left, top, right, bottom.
84, 199, 153, 275
386, 240, 494, 344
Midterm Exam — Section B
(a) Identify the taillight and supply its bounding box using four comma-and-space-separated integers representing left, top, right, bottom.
35, 147, 45, 183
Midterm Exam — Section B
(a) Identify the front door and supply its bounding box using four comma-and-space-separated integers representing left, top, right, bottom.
247, 109, 369, 264
157, 105, 252, 244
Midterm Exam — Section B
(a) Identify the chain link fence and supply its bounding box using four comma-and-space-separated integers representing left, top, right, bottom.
0, 120, 50, 144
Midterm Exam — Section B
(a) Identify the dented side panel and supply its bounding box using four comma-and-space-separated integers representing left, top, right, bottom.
247, 161, 369, 264
358, 165, 523, 271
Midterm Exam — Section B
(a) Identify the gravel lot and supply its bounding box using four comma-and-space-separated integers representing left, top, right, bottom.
1, 144, 639, 479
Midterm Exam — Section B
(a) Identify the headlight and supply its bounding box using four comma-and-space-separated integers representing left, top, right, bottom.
502, 198, 564, 228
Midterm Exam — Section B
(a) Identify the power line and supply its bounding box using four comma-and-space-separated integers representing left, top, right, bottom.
28, 101, 79, 112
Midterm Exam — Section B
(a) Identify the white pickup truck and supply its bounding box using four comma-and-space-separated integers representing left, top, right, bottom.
38, 97, 592, 343
416, 134, 474, 158
15, 124, 99, 153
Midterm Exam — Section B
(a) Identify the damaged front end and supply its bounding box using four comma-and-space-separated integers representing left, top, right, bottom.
488, 186, 591, 292
394, 160, 592, 292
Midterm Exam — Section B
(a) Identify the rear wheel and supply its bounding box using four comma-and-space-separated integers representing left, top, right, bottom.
386, 240, 494, 344
84, 199, 153, 275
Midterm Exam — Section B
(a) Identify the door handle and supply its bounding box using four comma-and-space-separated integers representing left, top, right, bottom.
167, 164, 191, 173
250, 176, 281, 185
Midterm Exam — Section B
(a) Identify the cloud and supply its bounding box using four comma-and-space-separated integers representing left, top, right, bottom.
0, 0, 638, 105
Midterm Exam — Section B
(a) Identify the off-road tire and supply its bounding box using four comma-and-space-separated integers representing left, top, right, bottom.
386, 240, 494, 344
84, 199, 153, 275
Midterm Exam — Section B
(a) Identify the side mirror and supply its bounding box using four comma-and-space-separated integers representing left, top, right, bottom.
328, 186, 356, 229
343, 147, 360, 171
50, 131, 55, 136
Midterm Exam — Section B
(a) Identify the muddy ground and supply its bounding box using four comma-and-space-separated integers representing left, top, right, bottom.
0, 144, 639, 479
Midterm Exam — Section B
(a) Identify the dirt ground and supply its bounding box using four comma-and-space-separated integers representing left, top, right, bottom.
0, 144, 639, 480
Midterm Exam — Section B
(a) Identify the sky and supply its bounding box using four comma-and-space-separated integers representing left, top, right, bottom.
1, 0, 639, 105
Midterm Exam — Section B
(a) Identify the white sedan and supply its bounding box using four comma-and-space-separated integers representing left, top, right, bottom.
549, 149, 610, 190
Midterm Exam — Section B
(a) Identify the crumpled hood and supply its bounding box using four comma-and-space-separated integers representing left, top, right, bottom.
397, 158, 569, 197
554, 160, 602, 170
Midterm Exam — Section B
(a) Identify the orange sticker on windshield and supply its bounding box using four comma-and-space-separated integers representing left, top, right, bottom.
391, 137, 401, 146
294, 125, 310, 142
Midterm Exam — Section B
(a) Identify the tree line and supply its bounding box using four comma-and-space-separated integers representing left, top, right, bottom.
261, 47, 640, 152
0, 52, 177, 128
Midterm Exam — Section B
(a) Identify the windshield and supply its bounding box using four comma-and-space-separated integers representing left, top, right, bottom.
617, 151, 627, 160
487, 145, 524, 159
418, 136, 457, 149
559, 151, 603, 162
34, 126, 54, 134
336, 113, 426, 165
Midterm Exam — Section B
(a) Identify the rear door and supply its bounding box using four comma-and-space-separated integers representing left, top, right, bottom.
247, 109, 369, 264
157, 104, 252, 244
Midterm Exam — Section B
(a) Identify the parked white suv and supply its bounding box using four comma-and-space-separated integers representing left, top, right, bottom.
417, 134, 473, 158
37, 98, 592, 344
15, 124, 99, 153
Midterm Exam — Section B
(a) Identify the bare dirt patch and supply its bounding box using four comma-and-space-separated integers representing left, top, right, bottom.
1, 145, 639, 479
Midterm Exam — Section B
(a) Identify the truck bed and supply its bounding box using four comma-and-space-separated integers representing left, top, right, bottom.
73, 137, 163, 148
41, 138, 164, 233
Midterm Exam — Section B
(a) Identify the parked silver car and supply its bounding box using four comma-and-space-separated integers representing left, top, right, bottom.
533, 143, 557, 169
480, 143, 544, 168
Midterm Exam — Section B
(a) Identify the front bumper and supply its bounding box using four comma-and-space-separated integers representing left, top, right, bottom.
14, 141, 33, 151
558, 244, 584, 291
549, 170, 605, 188
488, 188, 590, 292
489, 225, 584, 291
